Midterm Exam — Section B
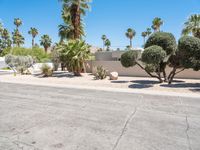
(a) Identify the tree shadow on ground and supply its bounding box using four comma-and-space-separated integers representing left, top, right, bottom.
111, 81, 129, 84
52, 72, 75, 78
160, 82, 200, 93
128, 80, 160, 89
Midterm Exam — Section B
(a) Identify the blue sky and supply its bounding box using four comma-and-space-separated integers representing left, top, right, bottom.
0, 0, 199, 49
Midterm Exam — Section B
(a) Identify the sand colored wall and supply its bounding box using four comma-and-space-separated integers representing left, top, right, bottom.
86, 61, 200, 79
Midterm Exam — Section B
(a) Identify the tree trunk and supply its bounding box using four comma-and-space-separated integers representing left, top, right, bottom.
130, 39, 132, 48
32, 38, 34, 47
44, 46, 48, 53
136, 62, 163, 83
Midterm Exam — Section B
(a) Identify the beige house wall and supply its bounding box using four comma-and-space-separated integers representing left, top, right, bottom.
86, 61, 200, 79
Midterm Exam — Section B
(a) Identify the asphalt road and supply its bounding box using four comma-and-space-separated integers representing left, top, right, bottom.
0, 82, 200, 150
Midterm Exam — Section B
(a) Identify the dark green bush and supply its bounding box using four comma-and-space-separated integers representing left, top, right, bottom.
142, 45, 166, 65
121, 50, 139, 68
145, 32, 176, 55
178, 36, 200, 70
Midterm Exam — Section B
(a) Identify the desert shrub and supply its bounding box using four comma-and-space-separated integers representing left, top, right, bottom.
94, 66, 107, 80
145, 32, 176, 55
5, 54, 33, 74
40, 64, 53, 77
121, 50, 139, 68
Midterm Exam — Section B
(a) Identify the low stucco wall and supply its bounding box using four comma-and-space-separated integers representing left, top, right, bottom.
86, 61, 200, 79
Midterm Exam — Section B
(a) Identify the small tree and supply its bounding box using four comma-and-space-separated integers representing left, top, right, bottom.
168, 36, 200, 83
40, 35, 52, 53
105, 39, 111, 51
121, 47, 166, 83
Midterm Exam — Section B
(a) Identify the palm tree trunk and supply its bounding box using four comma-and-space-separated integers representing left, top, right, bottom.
130, 39, 132, 48
44, 47, 48, 53
32, 38, 34, 47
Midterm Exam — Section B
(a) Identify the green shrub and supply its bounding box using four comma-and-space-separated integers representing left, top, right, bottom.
5, 54, 33, 74
3, 47, 50, 63
178, 36, 200, 70
145, 32, 176, 55
40, 64, 53, 77
94, 66, 107, 80
121, 50, 139, 68
142, 45, 166, 65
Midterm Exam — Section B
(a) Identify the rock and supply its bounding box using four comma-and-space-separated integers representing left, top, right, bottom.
110, 72, 118, 80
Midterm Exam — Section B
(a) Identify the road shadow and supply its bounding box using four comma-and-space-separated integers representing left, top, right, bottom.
129, 80, 160, 89
111, 81, 129, 84
52, 72, 75, 78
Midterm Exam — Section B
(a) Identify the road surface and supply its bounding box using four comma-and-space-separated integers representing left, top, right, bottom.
0, 82, 200, 150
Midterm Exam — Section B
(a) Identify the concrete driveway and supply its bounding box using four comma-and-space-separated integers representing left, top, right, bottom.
0, 83, 200, 150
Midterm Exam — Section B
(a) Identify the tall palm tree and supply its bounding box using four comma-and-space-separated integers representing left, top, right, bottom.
125, 28, 136, 48
152, 17, 163, 32
1, 29, 12, 48
40, 35, 52, 53
12, 29, 24, 47
141, 32, 147, 46
101, 35, 107, 50
146, 28, 152, 37
14, 18, 22, 29
182, 14, 200, 39
105, 39, 111, 51
28, 27, 38, 47
59, 0, 91, 39
0, 22, 3, 34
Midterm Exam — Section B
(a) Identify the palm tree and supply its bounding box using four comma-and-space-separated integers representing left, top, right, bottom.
0, 22, 3, 34
152, 17, 163, 32
40, 35, 52, 53
141, 32, 147, 46
105, 39, 111, 51
57, 40, 91, 76
1, 29, 12, 48
101, 35, 107, 50
182, 14, 200, 39
12, 29, 24, 47
59, 0, 91, 39
125, 28, 136, 48
14, 18, 22, 29
28, 27, 38, 47
146, 28, 152, 37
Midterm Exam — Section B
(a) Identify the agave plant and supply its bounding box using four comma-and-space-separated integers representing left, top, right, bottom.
57, 40, 91, 76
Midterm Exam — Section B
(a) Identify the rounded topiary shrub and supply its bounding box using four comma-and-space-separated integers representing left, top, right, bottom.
178, 36, 200, 58
178, 36, 200, 70
142, 45, 166, 65
145, 32, 177, 55
121, 50, 138, 68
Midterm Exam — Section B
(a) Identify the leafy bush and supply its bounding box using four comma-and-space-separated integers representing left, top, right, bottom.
175, 36, 200, 70
142, 45, 166, 65
40, 64, 53, 77
2, 47, 50, 63
94, 66, 107, 80
145, 32, 176, 55
5, 54, 33, 74
57, 40, 91, 76
121, 50, 139, 68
